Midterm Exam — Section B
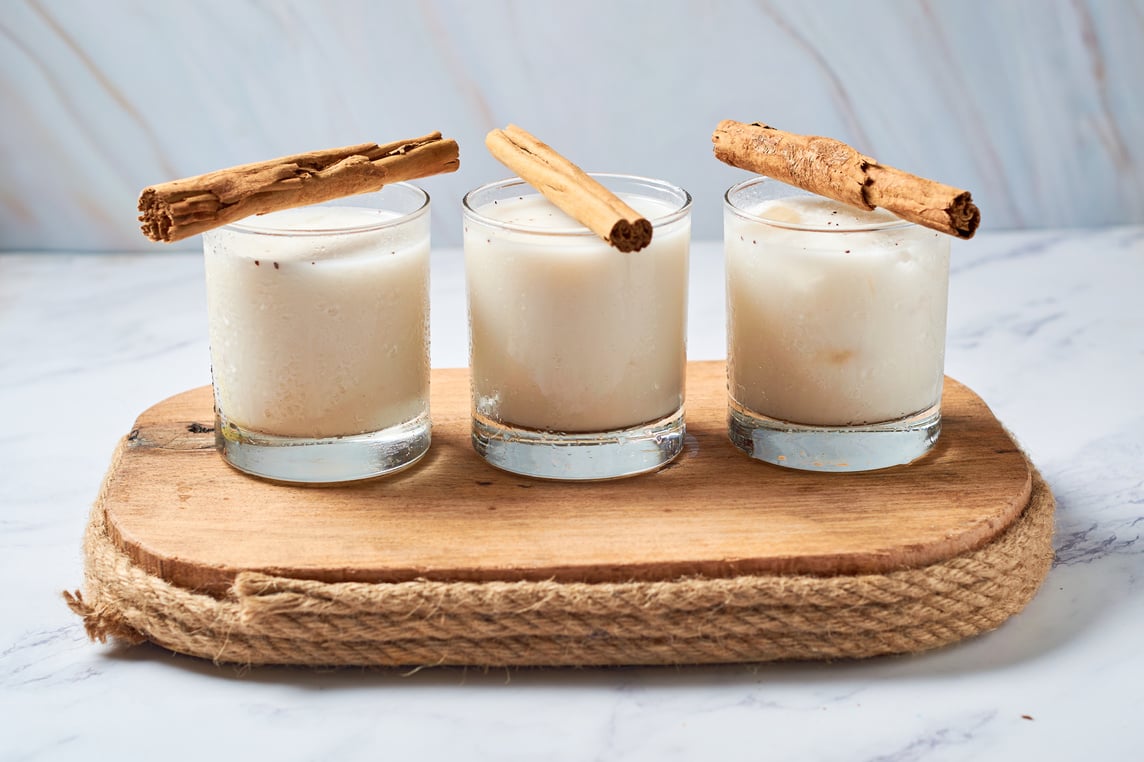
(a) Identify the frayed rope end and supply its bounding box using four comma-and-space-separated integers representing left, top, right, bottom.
62, 590, 146, 645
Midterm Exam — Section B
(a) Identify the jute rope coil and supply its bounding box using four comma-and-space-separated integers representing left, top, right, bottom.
65, 453, 1054, 668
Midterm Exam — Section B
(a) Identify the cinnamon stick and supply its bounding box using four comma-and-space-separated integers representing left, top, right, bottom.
138, 132, 460, 243
484, 125, 652, 252
712, 120, 980, 239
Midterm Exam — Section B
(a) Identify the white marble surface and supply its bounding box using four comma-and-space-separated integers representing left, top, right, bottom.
2, 0, 1142, 252
2, 227, 1143, 760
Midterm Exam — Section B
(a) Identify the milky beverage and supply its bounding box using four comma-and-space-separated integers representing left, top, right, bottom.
726, 196, 950, 426
203, 205, 429, 439
465, 193, 690, 432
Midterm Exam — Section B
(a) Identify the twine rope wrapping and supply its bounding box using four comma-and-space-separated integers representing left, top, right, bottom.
65, 445, 1054, 667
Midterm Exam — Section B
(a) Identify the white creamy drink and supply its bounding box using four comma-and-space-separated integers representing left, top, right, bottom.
204, 205, 429, 440
465, 192, 690, 433
726, 195, 950, 427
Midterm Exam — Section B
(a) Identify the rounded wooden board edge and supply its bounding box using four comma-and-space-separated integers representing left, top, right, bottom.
77, 465, 1055, 667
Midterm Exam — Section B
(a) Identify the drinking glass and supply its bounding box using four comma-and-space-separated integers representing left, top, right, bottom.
202, 184, 431, 483
463, 174, 692, 480
724, 177, 950, 472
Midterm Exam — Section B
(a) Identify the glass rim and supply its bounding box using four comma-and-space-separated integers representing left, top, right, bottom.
462, 172, 692, 237
220, 183, 430, 237
723, 176, 913, 233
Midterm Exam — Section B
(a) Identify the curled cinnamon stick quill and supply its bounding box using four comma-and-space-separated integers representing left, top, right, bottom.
712, 120, 980, 239
485, 125, 652, 252
138, 132, 460, 243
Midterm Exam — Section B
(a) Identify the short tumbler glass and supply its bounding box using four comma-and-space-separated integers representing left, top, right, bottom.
202, 184, 431, 483
463, 174, 692, 480
724, 177, 951, 472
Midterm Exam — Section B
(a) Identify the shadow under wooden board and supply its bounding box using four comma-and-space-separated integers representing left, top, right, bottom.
103, 361, 1033, 597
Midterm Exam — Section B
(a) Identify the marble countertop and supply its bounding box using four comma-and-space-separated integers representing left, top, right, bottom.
2, 228, 1141, 760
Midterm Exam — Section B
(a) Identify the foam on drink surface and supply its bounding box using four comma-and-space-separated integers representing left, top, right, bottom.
754, 197, 900, 228
473, 193, 677, 230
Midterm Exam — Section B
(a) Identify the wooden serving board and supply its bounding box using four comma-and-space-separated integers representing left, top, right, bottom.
104, 361, 1031, 596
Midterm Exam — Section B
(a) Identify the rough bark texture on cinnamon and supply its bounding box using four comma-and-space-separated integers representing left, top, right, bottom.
712, 120, 980, 239
485, 125, 653, 252
139, 132, 460, 243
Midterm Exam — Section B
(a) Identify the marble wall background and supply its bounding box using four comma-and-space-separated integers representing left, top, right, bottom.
1, 0, 1141, 252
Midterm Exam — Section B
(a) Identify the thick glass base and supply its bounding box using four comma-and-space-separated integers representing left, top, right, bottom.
728, 402, 941, 473
215, 411, 430, 484
472, 408, 685, 481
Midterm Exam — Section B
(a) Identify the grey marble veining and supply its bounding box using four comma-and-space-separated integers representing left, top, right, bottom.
1, 225, 1142, 760
1, 0, 1142, 254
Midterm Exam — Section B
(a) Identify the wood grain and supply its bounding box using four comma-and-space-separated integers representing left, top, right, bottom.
101, 361, 1031, 595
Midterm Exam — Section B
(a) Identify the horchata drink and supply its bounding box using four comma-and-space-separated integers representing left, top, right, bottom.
202, 184, 431, 483
724, 177, 951, 472
463, 174, 692, 480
